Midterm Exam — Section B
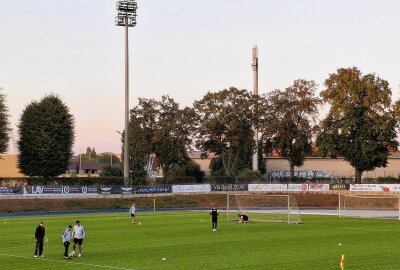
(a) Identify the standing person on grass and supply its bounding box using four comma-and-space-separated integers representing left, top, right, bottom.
129, 203, 136, 224
72, 220, 85, 257
62, 225, 72, 259
210, 206, 218, 232
34, 221, 45, 258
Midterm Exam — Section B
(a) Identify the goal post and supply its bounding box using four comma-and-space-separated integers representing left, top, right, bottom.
226, 194, 303, 224
338, 194, 400, 220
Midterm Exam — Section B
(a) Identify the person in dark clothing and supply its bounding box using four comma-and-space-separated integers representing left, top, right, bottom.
34, 222, 45, 257
238, 214, 250, 223
210, 206, 218, 232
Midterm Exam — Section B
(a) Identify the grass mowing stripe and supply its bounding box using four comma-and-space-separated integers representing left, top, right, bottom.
0, 253, 136, 270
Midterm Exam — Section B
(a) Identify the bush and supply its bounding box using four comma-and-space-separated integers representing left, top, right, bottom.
131, 177, 148, 186
376, 176, 399, 183
204, 176, 236, 184
166, 161, 205, 183
236, 168, 264, 183
25, 177, 124, 186
166, 176, 197, 184
100, 165, 123, 177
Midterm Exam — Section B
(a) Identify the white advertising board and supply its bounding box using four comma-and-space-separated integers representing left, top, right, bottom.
248, 184, 287, 192
288, 183, 309, 192
350, 184, 400, 192
172, 184, 211, 193
308, 184, 330, 192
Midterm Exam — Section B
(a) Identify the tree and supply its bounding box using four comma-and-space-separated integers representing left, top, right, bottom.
127, 115, 150, 182
0, 88, 10, 154
85, 147, 97, 160
18, 94, 75, 177
194, 87, 255, 177
209, 156, 225, 177
97, 152, 121, 166
317, 67, 398, 183
257, 142, 266, 174
260, 80, 321, 178
130, 96, 195, 181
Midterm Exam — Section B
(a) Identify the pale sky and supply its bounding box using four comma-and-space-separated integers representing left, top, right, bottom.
1, 0, 400, 155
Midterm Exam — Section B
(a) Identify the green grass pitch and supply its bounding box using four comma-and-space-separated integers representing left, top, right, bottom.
1, 211, 399, 270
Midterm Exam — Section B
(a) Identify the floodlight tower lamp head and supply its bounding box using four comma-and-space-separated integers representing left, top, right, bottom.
115, 0, 138, 27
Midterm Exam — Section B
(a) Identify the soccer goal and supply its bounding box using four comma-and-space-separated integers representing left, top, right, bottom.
338, 194, 400, 220
226, 194, 303, 224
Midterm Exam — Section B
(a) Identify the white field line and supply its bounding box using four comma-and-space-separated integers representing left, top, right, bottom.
0, 253, 136, 270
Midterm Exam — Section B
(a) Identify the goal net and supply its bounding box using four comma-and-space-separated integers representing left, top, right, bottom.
226, 194, 303, 224
339, 194, 400, 220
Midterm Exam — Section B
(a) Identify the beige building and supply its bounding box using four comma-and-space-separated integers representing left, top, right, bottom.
0, 154, 24, 177
191, 153, 400, 179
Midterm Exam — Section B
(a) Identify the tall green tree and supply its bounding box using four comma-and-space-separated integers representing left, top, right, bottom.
18, 94, 75, 177
194, 87, 255, 177
260, 80, 321, 178
127, 115, 150, 182
317, 67, 398, 183
97, 152, 121, 166
130, 96, 195, 181
0, 88, 10, 154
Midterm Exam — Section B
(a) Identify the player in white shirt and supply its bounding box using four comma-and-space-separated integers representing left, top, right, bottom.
72, 220, 85, 257
129, 203, 136, 224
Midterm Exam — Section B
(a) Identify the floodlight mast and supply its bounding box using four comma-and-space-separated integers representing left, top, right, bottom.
252, 46, 259, 171
115, 0, 137, 185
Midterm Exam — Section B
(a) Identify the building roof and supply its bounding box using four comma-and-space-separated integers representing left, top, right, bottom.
68, 162, 105, 170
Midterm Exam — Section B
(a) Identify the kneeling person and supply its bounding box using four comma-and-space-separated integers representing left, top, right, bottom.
238, 214, 250, 223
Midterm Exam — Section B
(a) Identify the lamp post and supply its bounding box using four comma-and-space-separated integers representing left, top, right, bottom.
252, 46, 259, 171
115, 0, 137, 185
79, 150, 82, 175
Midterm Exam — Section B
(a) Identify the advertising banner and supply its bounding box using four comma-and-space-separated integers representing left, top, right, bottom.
211, 184, 248, 192
308, 184, 330, 192
172, 184, 211, 193
329, 183, 349, 190
119, 186, 135, 194
62, 186, 98, 195
135, 186, 172, 194
350, 184, 400, 192
98, 186, 134, 195
25, 186, 63, 195
288, 183, 309, 192
248, 184, 287, 192
0, 187, 24, 195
